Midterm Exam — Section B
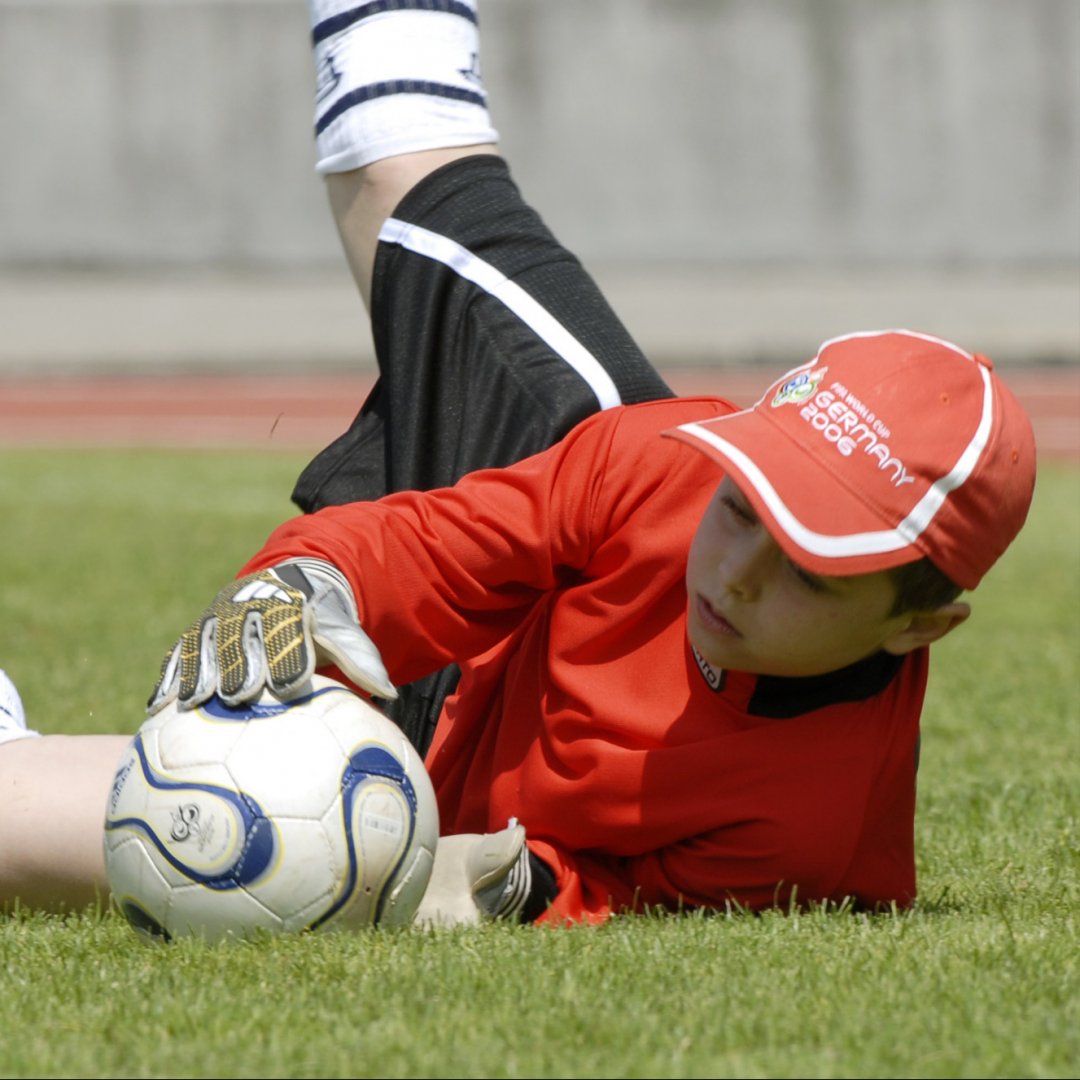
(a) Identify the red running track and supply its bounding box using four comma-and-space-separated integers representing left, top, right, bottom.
0, 366, 1077, 459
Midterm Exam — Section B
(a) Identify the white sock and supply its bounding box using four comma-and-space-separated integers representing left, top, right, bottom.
0, 669, 40, 745
310, 0, 499, 174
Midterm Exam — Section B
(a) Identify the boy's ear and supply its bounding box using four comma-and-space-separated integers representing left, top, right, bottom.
882, 602, 971, 656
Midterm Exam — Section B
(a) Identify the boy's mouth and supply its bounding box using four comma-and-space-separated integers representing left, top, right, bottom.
695, 594, 741, 637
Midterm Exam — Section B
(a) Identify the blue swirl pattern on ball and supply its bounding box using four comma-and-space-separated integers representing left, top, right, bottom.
312, 744, 420, 928
199, 687, 331, 721
104, 732, 277, 890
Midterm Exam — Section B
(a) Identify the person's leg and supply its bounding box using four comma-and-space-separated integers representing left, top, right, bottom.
299, 154, 678, 753
294, 2, 673, 752
299, 155, 675, 506
298, 0, 672, 506
0, 734, 129, 912
327, 148, 500, 313
2, 663, 124, 911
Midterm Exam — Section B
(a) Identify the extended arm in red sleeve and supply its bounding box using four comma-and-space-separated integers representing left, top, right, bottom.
240, 411, 619, 687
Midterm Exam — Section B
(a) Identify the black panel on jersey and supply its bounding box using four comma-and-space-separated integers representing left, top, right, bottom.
747, 650, 906, 719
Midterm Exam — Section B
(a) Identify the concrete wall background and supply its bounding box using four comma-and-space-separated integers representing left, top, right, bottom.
0, 0, 1077, 371
2, 0, 1078, 271
489, 0, 1080, 268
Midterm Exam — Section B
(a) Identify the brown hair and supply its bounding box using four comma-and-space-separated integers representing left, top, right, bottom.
888, 558, 963, 616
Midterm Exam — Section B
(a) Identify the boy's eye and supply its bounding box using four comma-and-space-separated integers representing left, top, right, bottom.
719, 487, 826, 591
720, 494, 755, 525
787, 559, 826, 592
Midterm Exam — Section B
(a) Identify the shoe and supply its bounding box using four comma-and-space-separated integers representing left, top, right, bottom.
0, 668, 31, 743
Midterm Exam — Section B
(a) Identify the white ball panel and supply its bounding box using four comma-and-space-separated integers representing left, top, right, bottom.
224, 712, 345, 818
248, 817, 339, 930
166, 881, 283, 943
155, 707, 248, 772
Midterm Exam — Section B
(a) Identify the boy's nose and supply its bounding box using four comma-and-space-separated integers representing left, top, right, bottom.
720, 533, 777, 601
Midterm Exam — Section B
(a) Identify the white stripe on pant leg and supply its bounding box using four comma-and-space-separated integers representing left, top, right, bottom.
378, 217, 623, 411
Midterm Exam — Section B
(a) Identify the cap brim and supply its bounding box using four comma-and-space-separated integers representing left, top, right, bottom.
664, 409, 929, 579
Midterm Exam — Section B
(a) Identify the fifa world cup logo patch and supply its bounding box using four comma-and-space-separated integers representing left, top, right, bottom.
771, 367, 826, 408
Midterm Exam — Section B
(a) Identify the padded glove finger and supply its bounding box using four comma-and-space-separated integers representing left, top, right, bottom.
148, 569, 313, 713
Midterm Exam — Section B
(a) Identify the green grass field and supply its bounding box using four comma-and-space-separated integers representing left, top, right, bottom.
1, 449, 1077, 1078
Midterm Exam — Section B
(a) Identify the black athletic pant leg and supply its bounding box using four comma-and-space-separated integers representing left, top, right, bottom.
292, 155, 674, 752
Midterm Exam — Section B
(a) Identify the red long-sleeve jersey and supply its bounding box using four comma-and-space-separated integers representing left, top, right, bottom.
244, 398, 925, 923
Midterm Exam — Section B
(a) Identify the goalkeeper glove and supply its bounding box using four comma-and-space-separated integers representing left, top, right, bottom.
148, 557, 395, 713
413, 820, 535, 928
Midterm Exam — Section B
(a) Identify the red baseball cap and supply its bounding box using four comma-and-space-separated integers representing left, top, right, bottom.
666, 330, 1036, 590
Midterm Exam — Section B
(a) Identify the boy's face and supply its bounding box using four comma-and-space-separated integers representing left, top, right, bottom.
685, 477, 918, 678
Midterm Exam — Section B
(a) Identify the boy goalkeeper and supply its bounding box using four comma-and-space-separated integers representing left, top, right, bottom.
0, 2, 1035, 923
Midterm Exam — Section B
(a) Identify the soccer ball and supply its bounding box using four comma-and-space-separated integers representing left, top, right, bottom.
103, 675, 438, 942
